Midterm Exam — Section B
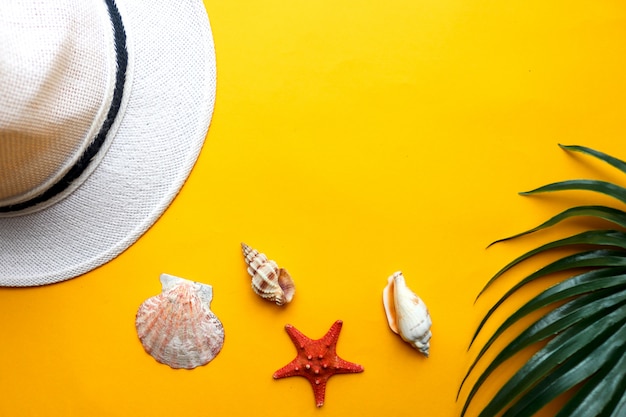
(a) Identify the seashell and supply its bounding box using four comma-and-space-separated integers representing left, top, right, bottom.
241, 243, 295, 306
382, 271, 432, 357
135, 273, 225, 369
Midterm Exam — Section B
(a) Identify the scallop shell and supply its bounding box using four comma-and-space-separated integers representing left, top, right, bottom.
241, 243, 295, 306
135, 273, 225, 369
382, 271, 432, 357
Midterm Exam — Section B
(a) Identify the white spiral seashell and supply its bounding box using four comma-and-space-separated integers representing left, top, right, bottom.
382, 271, 432, 357
135, 273, 225, 369
241, 243, 295, 306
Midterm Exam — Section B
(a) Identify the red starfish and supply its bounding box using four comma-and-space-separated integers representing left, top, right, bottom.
273, 320, 364, 407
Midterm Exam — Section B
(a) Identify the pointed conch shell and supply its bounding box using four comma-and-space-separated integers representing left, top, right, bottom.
382, 271, 432, 357
135, 273, 225, 369
241, 243, 295, 306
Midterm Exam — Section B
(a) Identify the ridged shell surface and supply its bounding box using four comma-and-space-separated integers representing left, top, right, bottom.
241, 243, 295, 305
382, 271, 432, 356
135, 273, 224, 369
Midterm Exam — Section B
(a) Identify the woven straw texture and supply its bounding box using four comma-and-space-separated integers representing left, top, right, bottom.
0, 0, 216, 286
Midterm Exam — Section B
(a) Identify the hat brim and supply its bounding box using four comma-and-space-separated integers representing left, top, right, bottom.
0, 0, 216, 286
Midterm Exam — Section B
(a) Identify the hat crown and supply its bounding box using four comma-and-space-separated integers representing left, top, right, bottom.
0, 0, 215, 286
0, 0, 118, 210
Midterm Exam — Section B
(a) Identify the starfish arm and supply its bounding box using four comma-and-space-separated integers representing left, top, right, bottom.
321, 320, 344, 347
333, 356, 364, 374
284, 324, 313, 348
273, 359, 303, 379
273, 363, 329, 407
310, 377, 328, 407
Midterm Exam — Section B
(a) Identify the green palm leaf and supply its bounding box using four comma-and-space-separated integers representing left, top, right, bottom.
459, 275, 626, 409
477, 304, 626, 417
472, 249, 626, 344
478, 230, 626, 298
520, 179, 626, 204
461, 145, 626, 417
560, 144, 626, 173
488, 205, 626, 246
555, 349, 626, 416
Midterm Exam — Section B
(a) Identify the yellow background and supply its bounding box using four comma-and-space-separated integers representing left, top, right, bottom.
1, 1, 626, 416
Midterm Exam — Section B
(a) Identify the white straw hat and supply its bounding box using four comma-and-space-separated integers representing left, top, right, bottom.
0, 0, 216, 286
